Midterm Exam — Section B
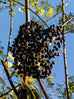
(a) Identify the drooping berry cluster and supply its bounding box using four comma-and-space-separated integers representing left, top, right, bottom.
10, 20, 63, 78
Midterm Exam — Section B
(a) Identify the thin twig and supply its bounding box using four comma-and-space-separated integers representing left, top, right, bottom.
65, 0, 70, 7
6, 0, 13, 61
1, 59, 19, 98
48, 37, 56, 47
60, 47, 64, 54
37, 79, 49, 99
0, 84, 21, 97
12, 0, 49, 28
62, 16, 74, 27
52, 89, 54, 99
45, 12, 62, 22
65, 12, 74, 25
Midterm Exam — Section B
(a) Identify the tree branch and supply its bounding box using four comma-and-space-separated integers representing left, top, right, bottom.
37, 79, 49, 99
12, 0, 49, 28
65, 0, 70, 7
12, 0, 74, 29
1, 1, 19, 97
62, 0, 70, 99
0, 84, 21, 97
1, 59, 19, 98
6, 0, 13, 61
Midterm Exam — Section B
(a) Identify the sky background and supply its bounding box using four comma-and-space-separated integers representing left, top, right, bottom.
0, 0, 74, 99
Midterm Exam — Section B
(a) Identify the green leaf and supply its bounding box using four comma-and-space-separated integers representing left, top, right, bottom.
41, 0, 44, 6
28, 77, 37, 83
46, 76, 54, 88
0, 8, 2, 11
0, 0, 2, 3
30, 83, 39, 91
56, 4, 62, 12
13, 2, 17, 7
5, 6, 8, 9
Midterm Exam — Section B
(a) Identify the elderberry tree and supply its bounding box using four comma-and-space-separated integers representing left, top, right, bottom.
10, 21, 63, 79
0, 0, 74, 99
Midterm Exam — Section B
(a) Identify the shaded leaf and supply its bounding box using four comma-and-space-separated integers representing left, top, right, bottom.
0, 50, 3, 55
1, 97, 9, 99
0, 77, 5, 85
1, 47, 4, 50
6, 86, 11, 90
10, 71, 15, 79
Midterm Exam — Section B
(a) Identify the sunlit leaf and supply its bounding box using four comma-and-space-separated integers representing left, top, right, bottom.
12, 12, 16, 15
45, 12, 48, 17
35, 0, 39, 5
29, 1, 34, 8
28, 77, 37, 83
0, 71, 3, 73
8, 52, 14, 61
30, 84, 39, 92
48, 7, 53, 16
7, 62, 13, 68
40, 9, 45, 16
45, 17, 49, 21
19, 8, 25, 13
36, 7, 41, 13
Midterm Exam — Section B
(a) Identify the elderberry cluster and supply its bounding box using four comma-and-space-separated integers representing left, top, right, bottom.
10, 20, 63, 79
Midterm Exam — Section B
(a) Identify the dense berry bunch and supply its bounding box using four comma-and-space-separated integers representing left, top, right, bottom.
10, 20, 63, 78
